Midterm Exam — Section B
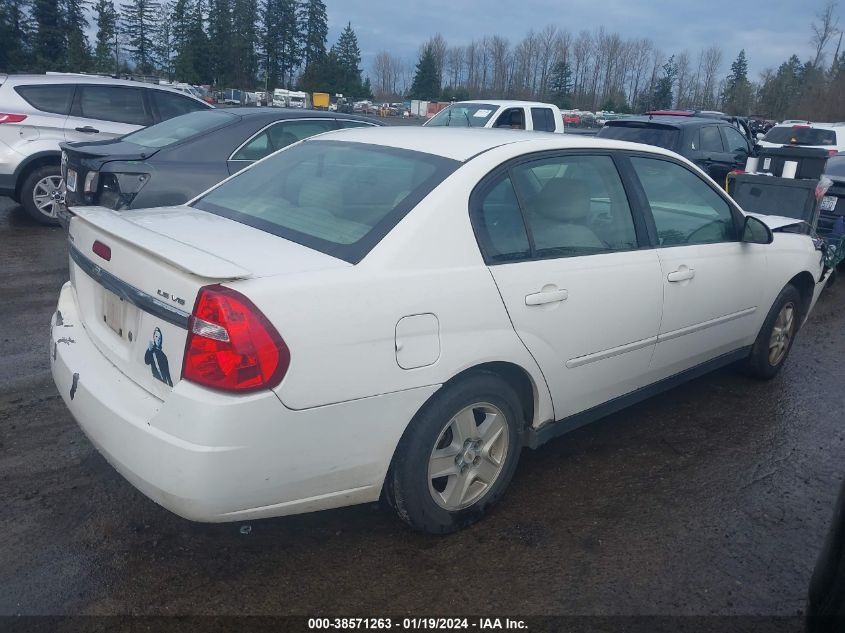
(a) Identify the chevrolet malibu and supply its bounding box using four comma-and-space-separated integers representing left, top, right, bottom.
51, 127, 828, 533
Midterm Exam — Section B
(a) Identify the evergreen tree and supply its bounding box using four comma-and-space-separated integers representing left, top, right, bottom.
261, 0, 298, 90
65, 0, 90, 71
170, 0, 193, 80
154, 0, 174, 78
231, 0, 258, 89
32, 0, 66, 71
651, 55, 676, 110
298, 0, 326, 72
330, 21, 362, 95
0, 0, 33, 72
547, 60, 573, 108
408, 44, 438, 99
188, 0, 210, 83
120, 0, 160, 73
721, 49, 752, 114
93, 0, 117, 73
207, 0, 231, 86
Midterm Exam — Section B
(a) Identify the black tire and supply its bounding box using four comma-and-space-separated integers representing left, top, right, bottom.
384, 372, 524, 534
744, 284, 802, 379
21, 164, 62, 225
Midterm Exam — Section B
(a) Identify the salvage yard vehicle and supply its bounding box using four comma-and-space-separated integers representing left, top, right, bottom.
757, 122, 845, 154
60, 108, 381, 216
0, 74, 211, 224
51, 127, 828, 534
424, 100, 564, 132
598, 114, 753, 186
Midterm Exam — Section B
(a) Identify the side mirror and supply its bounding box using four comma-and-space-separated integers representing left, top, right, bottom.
742, 215, 774, 245
756, 132, 765, 141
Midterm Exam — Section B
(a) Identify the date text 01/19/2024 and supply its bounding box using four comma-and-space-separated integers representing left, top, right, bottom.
307, 618, 528, 630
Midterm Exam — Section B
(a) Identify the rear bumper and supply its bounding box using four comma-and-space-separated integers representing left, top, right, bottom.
51, 282, 439, 522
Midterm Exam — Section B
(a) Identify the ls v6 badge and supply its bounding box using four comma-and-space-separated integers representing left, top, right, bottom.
156, 289, 186, 306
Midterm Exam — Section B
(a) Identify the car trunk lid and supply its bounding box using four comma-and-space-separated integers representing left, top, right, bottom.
68, 206, 349, 399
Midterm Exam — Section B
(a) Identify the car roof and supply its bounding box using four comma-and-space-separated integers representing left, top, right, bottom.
221, 107, 380, 124
308, 126, 678, 162
608, 115, 723, 127
1, 73, 206, 101
455, 100, 558, 108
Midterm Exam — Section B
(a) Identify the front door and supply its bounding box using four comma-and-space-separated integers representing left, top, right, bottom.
626, 154, 767, 379
472, 152, 663, 420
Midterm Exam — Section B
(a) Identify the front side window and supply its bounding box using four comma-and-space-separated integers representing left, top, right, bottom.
723, 126, 749, 153
494, 108, 525, 130
79, 86, 150, 125
195, 140, 458, 262
231, 119, 338, 161
631, 156, 737, 245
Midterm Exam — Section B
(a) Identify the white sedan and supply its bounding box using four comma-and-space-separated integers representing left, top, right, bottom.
51, 127, 828, 533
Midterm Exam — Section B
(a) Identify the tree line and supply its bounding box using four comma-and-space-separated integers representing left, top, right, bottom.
0, 0, 372, 97
381, 1, 845, 121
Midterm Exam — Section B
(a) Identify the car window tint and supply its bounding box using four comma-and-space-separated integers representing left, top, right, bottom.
473, 177, 530, 262
153, 91, 207, 120
79, 86, 149, 125
511, 154, 638, 258
232, 119, 337, 161
494, 108, 525, 129
14, 85, 74, 115
724, 126, 749, 153
631, 156, 737, 245
531, 108, 555, 132
699, 126, 724, 152
123, 110, 236, 148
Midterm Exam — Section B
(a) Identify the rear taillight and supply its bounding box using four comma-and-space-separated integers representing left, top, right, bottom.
828, 149, 838, 157
0, 113, 26, 124
182, 285, 290, 393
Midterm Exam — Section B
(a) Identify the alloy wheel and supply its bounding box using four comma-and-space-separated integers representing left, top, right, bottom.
768, 301, 795, 366
32, 175, 65, 219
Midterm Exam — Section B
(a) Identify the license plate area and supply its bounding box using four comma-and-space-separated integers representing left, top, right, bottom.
66, 169, 77, 192
821, 195, 837, 212
103, 289, 127, 337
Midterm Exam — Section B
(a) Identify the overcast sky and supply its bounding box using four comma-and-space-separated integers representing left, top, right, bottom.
325, 0, 839, 80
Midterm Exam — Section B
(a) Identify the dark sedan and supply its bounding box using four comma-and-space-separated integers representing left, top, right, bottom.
60, 108, 382, 212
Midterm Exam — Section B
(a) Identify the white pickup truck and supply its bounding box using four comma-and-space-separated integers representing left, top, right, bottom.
424, 100, 564, 133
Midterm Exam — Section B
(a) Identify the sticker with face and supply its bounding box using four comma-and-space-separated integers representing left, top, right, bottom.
144, 327, 173, 386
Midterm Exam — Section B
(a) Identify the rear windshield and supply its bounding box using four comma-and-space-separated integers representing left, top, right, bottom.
426, 103, 498, 127
192, 140, 460, 263
732, 181, 814, 220
824, 154, 845, 181
762, 126, 837, 146
598, 123, 679, 151
122, 110, 236, 148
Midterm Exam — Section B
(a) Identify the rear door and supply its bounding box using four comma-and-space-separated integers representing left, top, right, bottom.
692, 124, 732, 182
64, 85, 152, 143
626, 153, 767, 378
722, 125, 752, 174
473, 151, 662, 420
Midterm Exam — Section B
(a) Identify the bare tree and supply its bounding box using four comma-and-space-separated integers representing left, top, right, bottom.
811, 1, 841, 67
674, 50, 692, 109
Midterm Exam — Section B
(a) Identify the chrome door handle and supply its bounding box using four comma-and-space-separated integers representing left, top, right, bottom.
667, 266, 695, 282
525, 289, 569, 306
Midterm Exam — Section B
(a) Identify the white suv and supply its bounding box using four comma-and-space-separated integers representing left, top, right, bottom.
0, 74, 211, 224
757, 122, 845, 154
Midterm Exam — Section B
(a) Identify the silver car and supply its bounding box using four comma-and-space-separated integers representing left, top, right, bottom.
0, 74, 211, 224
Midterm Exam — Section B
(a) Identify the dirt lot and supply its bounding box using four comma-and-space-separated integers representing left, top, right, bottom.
1, 196, 843, 617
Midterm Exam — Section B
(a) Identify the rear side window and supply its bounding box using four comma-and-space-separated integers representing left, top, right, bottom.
473, 177, 531, 262
122, 110, 236, 148
699, 126, 724, 152
152, 90, 207, 121
195, 140, 459, 263
631, 156, 737, 245
14, 85, 74, 115
531, 108, 556, 132
78, 86, 150, 125
598, 124, 679, 151
231, 119, 338, 161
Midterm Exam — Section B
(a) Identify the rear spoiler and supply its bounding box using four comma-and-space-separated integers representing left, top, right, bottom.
70, 206, 252, 280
